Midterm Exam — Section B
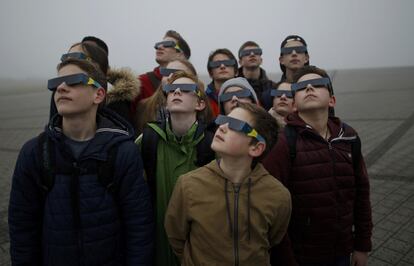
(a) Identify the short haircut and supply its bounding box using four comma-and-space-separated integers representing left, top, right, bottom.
57, 58, 107, 91
292, 65, 334, 96
238, 41, 260, 59
235, 102, 279, 163
69, 42, 109, 75
165, 30, 191, 59
207, 48, 238, 74
82, 36, 109, 55
167, 71, 213, 123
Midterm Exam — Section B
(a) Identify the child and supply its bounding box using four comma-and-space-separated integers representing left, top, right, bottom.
165, 102, 291, 265
263, 65, 372, 266
138, 71, 214, 266
8, 58, 153, 265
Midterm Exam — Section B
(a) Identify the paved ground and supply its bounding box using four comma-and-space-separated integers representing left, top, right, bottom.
0, 67, 413, 265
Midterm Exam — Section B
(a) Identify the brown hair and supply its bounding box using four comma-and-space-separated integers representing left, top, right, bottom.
69, 41, 109, 75
292, 65, 333, 95
207, 48, 238, 75
235, 102, 279, 162
166, 71, 213, 123
57, 58, 107, 108
165, 30, 191, 59
238, 41, 260, 59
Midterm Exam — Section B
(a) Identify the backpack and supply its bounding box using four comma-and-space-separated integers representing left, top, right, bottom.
284, 122, 361, 169
141, 120, 215, 198
37, 132, 119, 196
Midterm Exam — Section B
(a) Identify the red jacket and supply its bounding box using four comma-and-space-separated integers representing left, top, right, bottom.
263, 113, 372, 265
131, 67, 162, 116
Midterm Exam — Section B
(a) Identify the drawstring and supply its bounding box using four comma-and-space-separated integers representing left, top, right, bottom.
247, 178, 251, 242
224, 179, 233, 237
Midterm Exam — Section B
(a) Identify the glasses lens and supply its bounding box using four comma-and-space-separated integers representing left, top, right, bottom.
209, 59, 236, 69
292, 78, 330, 92
160, 67, 179, 77
240, 48, 262, 57
281, 46, 307, 55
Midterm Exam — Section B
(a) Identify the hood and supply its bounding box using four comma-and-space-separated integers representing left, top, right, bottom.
47, 108, 135, 157
204, 159, 269, 184
106, 67, 141, 103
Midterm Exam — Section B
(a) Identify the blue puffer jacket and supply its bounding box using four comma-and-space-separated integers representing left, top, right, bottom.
8, 108, 154, 266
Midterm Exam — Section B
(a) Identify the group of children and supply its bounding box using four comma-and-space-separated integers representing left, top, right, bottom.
8, 32, 372, 266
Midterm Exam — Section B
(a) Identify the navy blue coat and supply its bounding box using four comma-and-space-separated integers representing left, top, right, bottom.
9, 109, 154, 265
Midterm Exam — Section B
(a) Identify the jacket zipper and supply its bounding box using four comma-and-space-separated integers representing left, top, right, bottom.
233, 184, 241, 266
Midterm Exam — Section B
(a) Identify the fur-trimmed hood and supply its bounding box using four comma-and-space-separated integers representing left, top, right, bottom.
106, 67, 140, 104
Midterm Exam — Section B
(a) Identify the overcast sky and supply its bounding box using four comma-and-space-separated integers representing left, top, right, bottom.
1, 0, 413, 80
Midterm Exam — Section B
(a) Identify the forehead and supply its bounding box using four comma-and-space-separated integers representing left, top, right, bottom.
228, 107, 254, 126
58, 64, 86, 76
225, 86, 244, 93
212, 53, 230, 61
163, 36, 178, 43
242, 45, 259, 51
68, 44, 84, 53
277, 82, 292, 91
297, 73, 323, 83
172, 77, 195, 84
283, 40, 305, 48
167, 60, 188, 71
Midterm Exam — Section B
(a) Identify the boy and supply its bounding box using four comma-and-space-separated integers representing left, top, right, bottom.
138, 71, 214, 266
8, 58, 153, 265
263, 66, 372, 266
164, 102, 292, 265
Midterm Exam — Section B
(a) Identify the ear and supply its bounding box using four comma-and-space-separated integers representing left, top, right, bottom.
248, 141, 266, 158
305, 54, 310, 64
328, 95, 336, 108
195, 99, 206, 111
279, 55, 284, 65
94, 88, 106, 105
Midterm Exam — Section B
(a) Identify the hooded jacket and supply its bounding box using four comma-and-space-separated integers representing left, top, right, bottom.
106, 67, 141, 129
263, 113, 372, 265
164, 160, 292, 266
8, 108, 153, 266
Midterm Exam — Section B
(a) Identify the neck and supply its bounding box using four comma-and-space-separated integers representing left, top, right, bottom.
298, 110, 330, 139
62, 113, 97, 141
243, 67, 261, 79
285, 69, 296, 82
169, 113, 197, 137
273, 110, 287, 127
213, 80, 224, 92
219, 156, 253, 184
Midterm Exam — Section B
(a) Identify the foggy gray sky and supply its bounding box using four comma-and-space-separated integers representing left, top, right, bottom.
1, 0, 414, 80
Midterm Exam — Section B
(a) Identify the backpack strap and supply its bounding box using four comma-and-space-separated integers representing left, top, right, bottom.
146, 71, 161, 91
342, 122, 362, 170
97, 144, 119, 195
37, 132, 55, 193
141, 121, 164, 200
284, 125, 298, 160
194, 123, 215, 167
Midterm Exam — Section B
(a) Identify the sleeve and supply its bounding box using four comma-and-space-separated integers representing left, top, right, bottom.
262, 133, 291, 187
164, 176, 190, 261
353, 140, 373, 252
269, 188, 292, 246
117, 143, 154, 265
8, 140, 43, 266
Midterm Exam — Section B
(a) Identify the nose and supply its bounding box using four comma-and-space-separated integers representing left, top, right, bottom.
280, 93, 287, 100
305, 84, 315, 92
56, 82, 68, 92
218, 122, 229, 132
219, 63, 227, 69
231, 95, 239, 102
173, 88, 182, 95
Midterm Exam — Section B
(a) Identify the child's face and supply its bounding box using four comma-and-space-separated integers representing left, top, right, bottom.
166, 77, 205, 115
54, 64, 104, 117
272, 82, 294, 116
161, 61, 191, 85
222, 87, 254, 115
293, 73, 336, 113
279, 40, 309, 72
211, 107, 258, 158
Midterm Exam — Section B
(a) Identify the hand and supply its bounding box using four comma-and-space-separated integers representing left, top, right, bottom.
351, 251, 368, 266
